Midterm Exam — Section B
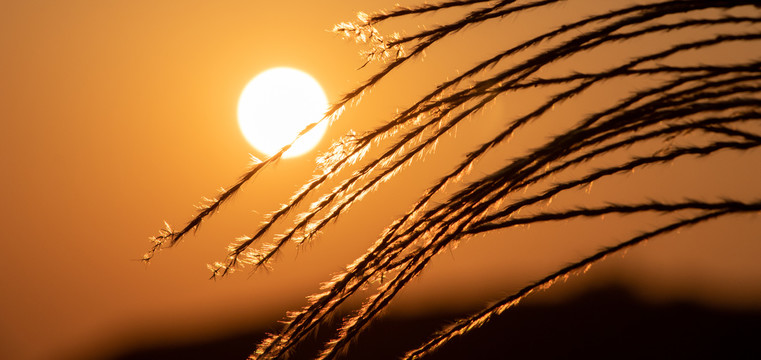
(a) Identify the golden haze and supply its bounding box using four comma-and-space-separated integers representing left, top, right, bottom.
1, 1, 760, 360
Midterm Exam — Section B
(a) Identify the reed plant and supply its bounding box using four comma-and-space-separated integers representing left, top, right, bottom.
146, 0, 761, 358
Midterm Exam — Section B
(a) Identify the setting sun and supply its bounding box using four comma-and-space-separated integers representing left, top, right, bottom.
237, 67, 329, 158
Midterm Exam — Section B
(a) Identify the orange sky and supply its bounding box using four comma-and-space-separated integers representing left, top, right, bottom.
2, 1, 760, 360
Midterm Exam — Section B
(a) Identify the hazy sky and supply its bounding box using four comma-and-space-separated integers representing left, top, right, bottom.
2, 1, 760, 360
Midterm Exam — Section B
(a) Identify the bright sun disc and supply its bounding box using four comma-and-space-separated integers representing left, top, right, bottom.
237, 67, 329, 158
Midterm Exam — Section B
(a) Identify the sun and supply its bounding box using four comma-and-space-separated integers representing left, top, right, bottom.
237, 67, 329, 158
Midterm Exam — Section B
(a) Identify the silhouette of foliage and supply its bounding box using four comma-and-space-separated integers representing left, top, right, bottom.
147, 0, 761, 358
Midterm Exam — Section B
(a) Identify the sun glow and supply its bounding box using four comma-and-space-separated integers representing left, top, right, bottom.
237, 67, 329, 158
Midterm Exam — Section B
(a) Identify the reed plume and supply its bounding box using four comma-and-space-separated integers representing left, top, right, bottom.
147, 0, 761, 358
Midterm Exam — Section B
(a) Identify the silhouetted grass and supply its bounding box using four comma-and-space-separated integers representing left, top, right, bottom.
147, 1, 761, 359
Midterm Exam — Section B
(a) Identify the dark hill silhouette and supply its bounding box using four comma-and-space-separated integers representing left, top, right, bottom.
101, 285, 760, 360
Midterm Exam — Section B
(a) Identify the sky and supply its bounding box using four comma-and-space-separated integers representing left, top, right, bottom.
2, 1, 760, 360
